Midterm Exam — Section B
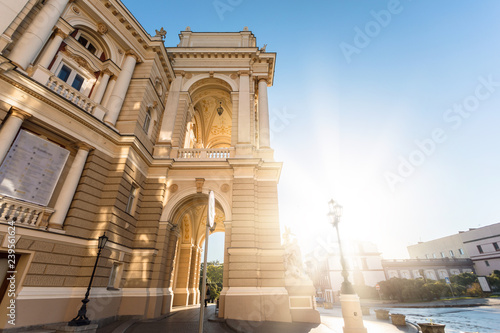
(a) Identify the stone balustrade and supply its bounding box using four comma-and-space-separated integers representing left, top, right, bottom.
0, 196, 54, 229
175, 148, 235, 160
46, 76, 96, 114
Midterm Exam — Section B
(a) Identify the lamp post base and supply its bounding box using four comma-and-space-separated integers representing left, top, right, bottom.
340, 294, 367, 333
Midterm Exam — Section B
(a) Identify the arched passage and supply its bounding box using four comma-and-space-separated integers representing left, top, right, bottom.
165, 193, 226, 307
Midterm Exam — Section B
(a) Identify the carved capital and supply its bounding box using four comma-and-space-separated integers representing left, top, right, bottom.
170, 223, 180, 237
54, 28, 68, 40
238, 70, 250, 76
9, 107, 31, 120
125, 50, 141, 63
102, 68, 113, 77
75, 142, 94, 151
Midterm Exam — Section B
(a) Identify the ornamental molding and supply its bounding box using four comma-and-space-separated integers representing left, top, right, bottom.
97, 23, 108, 35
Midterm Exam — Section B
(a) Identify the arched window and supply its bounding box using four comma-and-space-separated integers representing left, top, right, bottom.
143, 109, 151, 134
74, 30, 104, 59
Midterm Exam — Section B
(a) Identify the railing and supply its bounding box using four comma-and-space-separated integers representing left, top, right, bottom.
175, 148, 235, 160
0, 196, 54, 229
46, 76, 96, 114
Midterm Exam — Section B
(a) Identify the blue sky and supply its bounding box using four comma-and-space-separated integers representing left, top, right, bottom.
122, 0, 500, 259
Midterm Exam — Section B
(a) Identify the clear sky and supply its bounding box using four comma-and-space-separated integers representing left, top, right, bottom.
122, 0, 500, 260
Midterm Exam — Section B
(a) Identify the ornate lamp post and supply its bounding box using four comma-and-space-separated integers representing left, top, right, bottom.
327, 199, 355, 294
327, 200, 366, 333
69, 233, 108, 326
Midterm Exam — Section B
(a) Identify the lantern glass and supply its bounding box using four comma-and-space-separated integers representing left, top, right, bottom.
98, 233, 108, 249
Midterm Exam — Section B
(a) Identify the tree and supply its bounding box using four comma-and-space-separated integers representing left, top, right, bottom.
200, 260, 224, 300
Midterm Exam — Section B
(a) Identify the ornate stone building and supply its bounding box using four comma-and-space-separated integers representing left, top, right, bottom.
0, 0, 317, 329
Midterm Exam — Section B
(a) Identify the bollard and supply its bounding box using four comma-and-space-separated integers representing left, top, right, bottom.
374, 309, 389, 320
390, 313, 406, 326
418, 323, 446, 333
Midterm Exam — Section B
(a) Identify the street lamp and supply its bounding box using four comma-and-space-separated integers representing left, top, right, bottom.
69, 233, 108, 326
327, 199, 354, 294
327, 200, 367, 333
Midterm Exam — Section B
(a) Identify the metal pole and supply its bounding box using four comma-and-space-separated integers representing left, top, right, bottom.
69, 247, 102, 326
334, 223, 354, 294
198, 221, 210, 333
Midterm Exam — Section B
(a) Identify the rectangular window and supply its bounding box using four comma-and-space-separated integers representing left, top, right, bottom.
449, 250, 454, 257
125, 184, 138, 215
494, 242, 499, 251
440, 252, 446, 258
459, 248, 464, 255
107, 262, 123, 290
425, 254, 430, 259
57, 64, 71, 82
477, 245, 484, 254
77, 36, 88, 47
485, 260, 490, 267
71, 74, 84, 91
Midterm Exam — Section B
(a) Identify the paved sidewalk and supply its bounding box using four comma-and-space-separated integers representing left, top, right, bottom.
97, 303, 418, 333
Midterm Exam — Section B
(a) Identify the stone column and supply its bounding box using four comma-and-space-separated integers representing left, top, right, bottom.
237, 71, 250, 144
37, 28, 67, 69
8, 0, 69, 69
92, 69, 112, 104
158, 76, 183, 143
103, 51, 139, 125
48, 143, 92, 229
258, 78, 271, 148
162, 223, 180, 314
0, 108, 31, 164
188, 246, 200, 304
101, 75, 117, 107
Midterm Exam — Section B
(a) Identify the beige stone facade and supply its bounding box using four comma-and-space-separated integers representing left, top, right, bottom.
0, 0, 318, 330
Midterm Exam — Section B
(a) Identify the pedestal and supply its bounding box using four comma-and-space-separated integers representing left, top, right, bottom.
374, 309, 389, 320
285, 276, 320, 324
418, 323, 446, 333
390, 313, 406, 326
339, 294, 367, 333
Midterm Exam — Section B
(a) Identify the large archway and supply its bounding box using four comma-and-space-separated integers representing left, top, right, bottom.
167, 193, 226, 307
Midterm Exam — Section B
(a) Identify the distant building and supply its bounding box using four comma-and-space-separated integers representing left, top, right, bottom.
305, 240, 386, 300
407, 222, 500, 276
382, 258, 474, 281
460, 223, 500, 275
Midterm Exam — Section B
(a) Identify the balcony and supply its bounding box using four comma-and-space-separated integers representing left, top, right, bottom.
173, 148, 235, 160
0, 196, 54, 229
31, 65, 106, 121
46, 75, 96, 114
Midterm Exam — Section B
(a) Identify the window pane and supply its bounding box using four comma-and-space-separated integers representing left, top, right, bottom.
72, 74, 84, 90
57, 65, 71, 82
87, 43, 96, 54
78, 36, 88, 47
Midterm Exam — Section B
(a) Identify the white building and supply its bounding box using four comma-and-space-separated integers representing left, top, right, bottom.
407, 222, 500, 276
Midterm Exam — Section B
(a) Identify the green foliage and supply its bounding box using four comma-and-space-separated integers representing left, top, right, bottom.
200, 260, 224, 299
376, 272, 484, 302
486, 270, 500, 291
450, 272, 477, 287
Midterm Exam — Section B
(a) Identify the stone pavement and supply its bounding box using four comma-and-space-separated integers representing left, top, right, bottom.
97, 303, 418, 333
